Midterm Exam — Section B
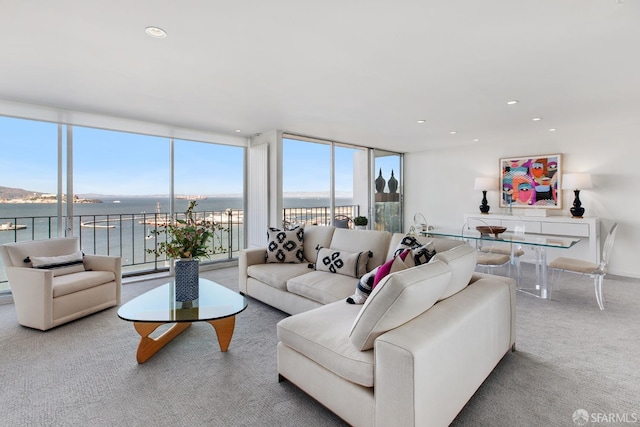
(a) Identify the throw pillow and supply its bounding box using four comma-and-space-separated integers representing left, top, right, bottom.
393, 234, 437, 265
346, 267, 379, 305
266, 226, 304, 263
316, 247, 372, 278
372, 253, 409, 289
346, 250, 411, 304
349, 260, 453, 351
30, 251, 85, 276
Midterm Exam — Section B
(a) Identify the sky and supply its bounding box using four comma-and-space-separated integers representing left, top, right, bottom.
0, 116, 400, 196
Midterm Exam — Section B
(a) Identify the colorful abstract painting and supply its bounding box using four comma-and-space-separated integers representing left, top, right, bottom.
499, 154, 562, 209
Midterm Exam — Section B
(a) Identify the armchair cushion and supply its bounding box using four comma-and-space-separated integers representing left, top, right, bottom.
30, 251, 85, 276
53, 271, 116, 298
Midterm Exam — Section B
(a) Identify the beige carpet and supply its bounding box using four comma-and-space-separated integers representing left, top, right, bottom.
0, 265, 638, 426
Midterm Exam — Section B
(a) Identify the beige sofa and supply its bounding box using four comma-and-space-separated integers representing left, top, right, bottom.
239, 226, 516, 426
0, 237, 122, 331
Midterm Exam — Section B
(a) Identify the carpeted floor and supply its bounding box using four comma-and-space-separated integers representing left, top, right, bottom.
0, 265, 638, 426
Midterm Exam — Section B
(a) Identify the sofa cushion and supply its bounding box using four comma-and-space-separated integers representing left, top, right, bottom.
329, 228, 391, 272
287, 271, 358, 304
349, 260, 452, 351
301, 225, 335, 264
277, 301, 375, 387
30, 251, 85, 276
431, 243, 477, 300
266, 227, 304, 263
53, 270, 116, 298
315, 247, 371, 278
247, 263, 312, 291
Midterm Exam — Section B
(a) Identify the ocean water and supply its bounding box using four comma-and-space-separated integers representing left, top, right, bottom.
0, 196, 354, 285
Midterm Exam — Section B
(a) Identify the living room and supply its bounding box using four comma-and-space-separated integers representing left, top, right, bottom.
1, 1, 639, 426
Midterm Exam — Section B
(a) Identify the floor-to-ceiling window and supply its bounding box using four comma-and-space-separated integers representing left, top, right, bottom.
73, 126, 169, 273
173, 139, 245, 261
0, 117, 60, 289
0, 116, 246, 290
282, 134, 399, 231
374, 150, 403, 233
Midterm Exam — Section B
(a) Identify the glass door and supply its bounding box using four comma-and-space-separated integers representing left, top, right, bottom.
373, 150, 403, 233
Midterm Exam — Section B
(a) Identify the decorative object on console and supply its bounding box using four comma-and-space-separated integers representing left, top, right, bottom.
474, 177, 497, 214
561, 173, 593, 218
375, 168, 386, 193
499, 154, 562, 210
387, 170, 398, 193
475, 225, 507, 238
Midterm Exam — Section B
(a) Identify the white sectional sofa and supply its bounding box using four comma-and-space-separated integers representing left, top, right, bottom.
239, 225, 516, 426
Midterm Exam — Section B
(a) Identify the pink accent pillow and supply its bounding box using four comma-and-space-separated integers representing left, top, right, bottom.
372, 252, 410, 290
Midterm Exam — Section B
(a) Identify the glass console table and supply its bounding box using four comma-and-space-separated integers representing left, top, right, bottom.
421, 228, 580, 299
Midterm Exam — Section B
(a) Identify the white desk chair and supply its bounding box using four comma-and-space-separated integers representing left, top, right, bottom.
549, 223, 618, 310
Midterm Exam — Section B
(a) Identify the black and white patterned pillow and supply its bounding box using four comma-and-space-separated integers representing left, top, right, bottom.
393, 234, 436, 266
315, 246, 371, 278
266, 226, 304, 263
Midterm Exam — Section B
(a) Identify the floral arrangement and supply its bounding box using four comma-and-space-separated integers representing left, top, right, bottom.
147, 201, 225, 260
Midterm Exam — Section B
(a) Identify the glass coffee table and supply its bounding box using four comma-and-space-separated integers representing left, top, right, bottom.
118, 278, 248, 363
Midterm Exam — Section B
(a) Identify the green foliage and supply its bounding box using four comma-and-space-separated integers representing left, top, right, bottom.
353, 216, 368, 226
146, 201, 227, 260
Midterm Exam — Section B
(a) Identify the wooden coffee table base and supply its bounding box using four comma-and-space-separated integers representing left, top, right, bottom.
133, 316, 236, 363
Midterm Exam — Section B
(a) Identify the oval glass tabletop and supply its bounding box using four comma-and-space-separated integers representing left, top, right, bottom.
118, 278, 248, 323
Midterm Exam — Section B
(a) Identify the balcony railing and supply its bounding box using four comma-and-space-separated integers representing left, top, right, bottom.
1, 204, 360, 292
0, 209, 244, 290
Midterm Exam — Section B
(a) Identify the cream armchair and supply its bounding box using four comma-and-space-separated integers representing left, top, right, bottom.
0, 237, 121, 331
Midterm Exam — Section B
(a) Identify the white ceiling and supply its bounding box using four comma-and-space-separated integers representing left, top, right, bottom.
0, 0, 637, 152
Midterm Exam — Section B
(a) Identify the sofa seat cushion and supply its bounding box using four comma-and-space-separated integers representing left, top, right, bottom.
349, 260, 452, 351
287, 271, 358, 304
53, 270, 116, 298
247, 263, 312, 291
277, 301, 374, 387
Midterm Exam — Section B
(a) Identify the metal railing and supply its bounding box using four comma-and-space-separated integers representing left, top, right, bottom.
282, 205, 359, 228
0, 209, 244, 288
1, 204, 359, 291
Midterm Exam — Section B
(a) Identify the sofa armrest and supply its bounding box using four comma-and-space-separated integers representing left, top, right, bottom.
6, 266, 54, 330
83, 255, 122, 304
373, 275, 516, 427
238, 247, 267, 294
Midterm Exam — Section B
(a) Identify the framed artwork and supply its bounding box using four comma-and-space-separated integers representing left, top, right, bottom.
499, 154, 562, 209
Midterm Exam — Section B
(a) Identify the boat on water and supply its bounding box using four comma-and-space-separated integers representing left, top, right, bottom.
176, 195, 208, 200
113, 200, 121, 203
0, 222, 27, 231
81, 220, 116, 229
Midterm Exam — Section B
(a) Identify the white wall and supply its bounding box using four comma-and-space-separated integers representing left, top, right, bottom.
404, 119, 640, 278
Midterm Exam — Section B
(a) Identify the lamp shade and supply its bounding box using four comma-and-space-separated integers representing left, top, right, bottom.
474, 177, 497, 191
562, 173, 593, 190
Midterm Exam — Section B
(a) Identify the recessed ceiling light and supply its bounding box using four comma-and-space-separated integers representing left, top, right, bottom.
506, 100, 519, 105
548, 128, 557, 132
473, 138, 479, 142
417, 120, 426, 124
449, 131, 457, 135
235, 129, 242, 133
532, 117, 542, 121
145, 26, 167, 38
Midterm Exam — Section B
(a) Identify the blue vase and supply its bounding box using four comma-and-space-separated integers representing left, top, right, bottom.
175, 259, 199, 302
